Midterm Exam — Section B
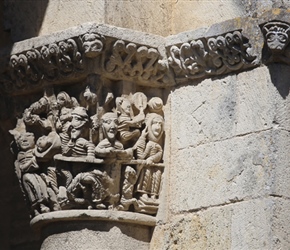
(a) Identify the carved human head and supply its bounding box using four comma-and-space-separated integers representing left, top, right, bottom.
263, 22, 290, 52
145, 113, 164, 142
71, 107, 89, 139
57, 91, 71, 109
81, 33, 103, 58
148, 97, 163, 113
124, 166, 137, 183
101, 112, 119, 142
116, 97, 132, 116
16, 132, 35, 151
59, 107, 72, 123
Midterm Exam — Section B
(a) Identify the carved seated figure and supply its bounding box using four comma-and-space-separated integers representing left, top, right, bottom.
116, 97, 145, 146
14, 132, 53, 216
95, 112, 132, 159
62, 107, 95, 157
117, 166, 139, 211
135, 113, 164, 206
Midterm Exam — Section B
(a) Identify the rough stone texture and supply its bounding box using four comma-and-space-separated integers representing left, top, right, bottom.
152, 198, 290, 249
36, 211, 154, 250
152, 65, 290, 249
5, 0, 287, 43
40, 222, 151, 250
1, 3, 290, 250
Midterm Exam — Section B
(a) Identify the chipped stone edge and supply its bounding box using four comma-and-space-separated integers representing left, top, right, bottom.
30, 210, 157, 232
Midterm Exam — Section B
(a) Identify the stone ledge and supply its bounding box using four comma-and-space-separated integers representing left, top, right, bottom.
31, 210, 157, 232
1, 9, 290, 94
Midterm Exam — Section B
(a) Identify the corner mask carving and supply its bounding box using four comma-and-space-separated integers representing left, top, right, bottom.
262, 21, 290, 64
262, 21, 290, 52
9, 85, 165, 217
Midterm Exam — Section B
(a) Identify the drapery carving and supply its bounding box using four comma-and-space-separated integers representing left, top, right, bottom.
9, 84, 165, 217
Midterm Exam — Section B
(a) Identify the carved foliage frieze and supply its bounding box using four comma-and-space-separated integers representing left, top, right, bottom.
103, 40, 169, 85
6, 34, 103, 93
168, 30, 257, 82
9, 85, 165, 217
3, 33, 170, 94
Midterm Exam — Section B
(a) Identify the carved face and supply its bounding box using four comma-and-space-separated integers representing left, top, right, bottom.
266, 30, 288, 51
17, 132, 35, 151
125, 167, 137, 184
60, 107, 72, 123
57, 92, 70, 109
71, 107, 88, 139
151, 117, 163, 138
102, 113, 118, 141
263, 22, 290, 53
146, 113, 164, 142
121, 99, 132, 116
82, 34, 103, 58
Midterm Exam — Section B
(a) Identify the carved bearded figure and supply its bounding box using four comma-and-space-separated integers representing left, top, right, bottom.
95, 112, 128, 158
63, 107, 94, 157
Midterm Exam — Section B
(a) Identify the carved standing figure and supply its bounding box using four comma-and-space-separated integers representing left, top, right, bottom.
135, 113, 164, 203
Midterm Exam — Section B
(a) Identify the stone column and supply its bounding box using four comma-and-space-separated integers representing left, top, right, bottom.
31, 210, 155, 250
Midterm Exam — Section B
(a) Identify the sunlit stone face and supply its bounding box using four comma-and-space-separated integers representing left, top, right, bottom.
17, 133, 35, 151
151, 117, 163, 138
102, 113, 119, 141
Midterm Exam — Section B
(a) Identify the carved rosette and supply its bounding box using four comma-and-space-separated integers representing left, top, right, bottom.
168, 30, 257, 82
9, 85, 165, 217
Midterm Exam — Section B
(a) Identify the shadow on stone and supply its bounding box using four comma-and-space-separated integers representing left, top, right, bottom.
268, 63, 290, 99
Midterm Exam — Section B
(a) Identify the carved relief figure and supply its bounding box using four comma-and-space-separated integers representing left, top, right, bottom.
10, 85, 165, 217
67, 170, 114, 209
12, 132, 58, 216
117, 166, 139, 211
95, 112, 132, 159
23, 87, 58, 131
116, 96, 144, 146
135, 113, 164, 207
63, 107, 95, 157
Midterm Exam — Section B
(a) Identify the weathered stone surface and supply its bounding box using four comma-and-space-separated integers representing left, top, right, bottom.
152, 198, 290, 250
170, 67, 277, 151
2, 4, 290, 250
41, 222, 151, 250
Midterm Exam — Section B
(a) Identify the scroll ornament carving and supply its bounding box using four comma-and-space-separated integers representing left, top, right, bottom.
10, 87, 165, 217
104, 40, 169, 84
262, 21, 290, 64
6, 33, 103, 92
168, 30, 257, 82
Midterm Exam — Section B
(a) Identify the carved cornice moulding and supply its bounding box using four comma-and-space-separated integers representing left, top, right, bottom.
2, 9, 290, 94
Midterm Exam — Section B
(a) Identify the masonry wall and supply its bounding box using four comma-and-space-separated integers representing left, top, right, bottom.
1, 1, 290, 250
5, 0, 290, 43
152, 65, 290, 249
